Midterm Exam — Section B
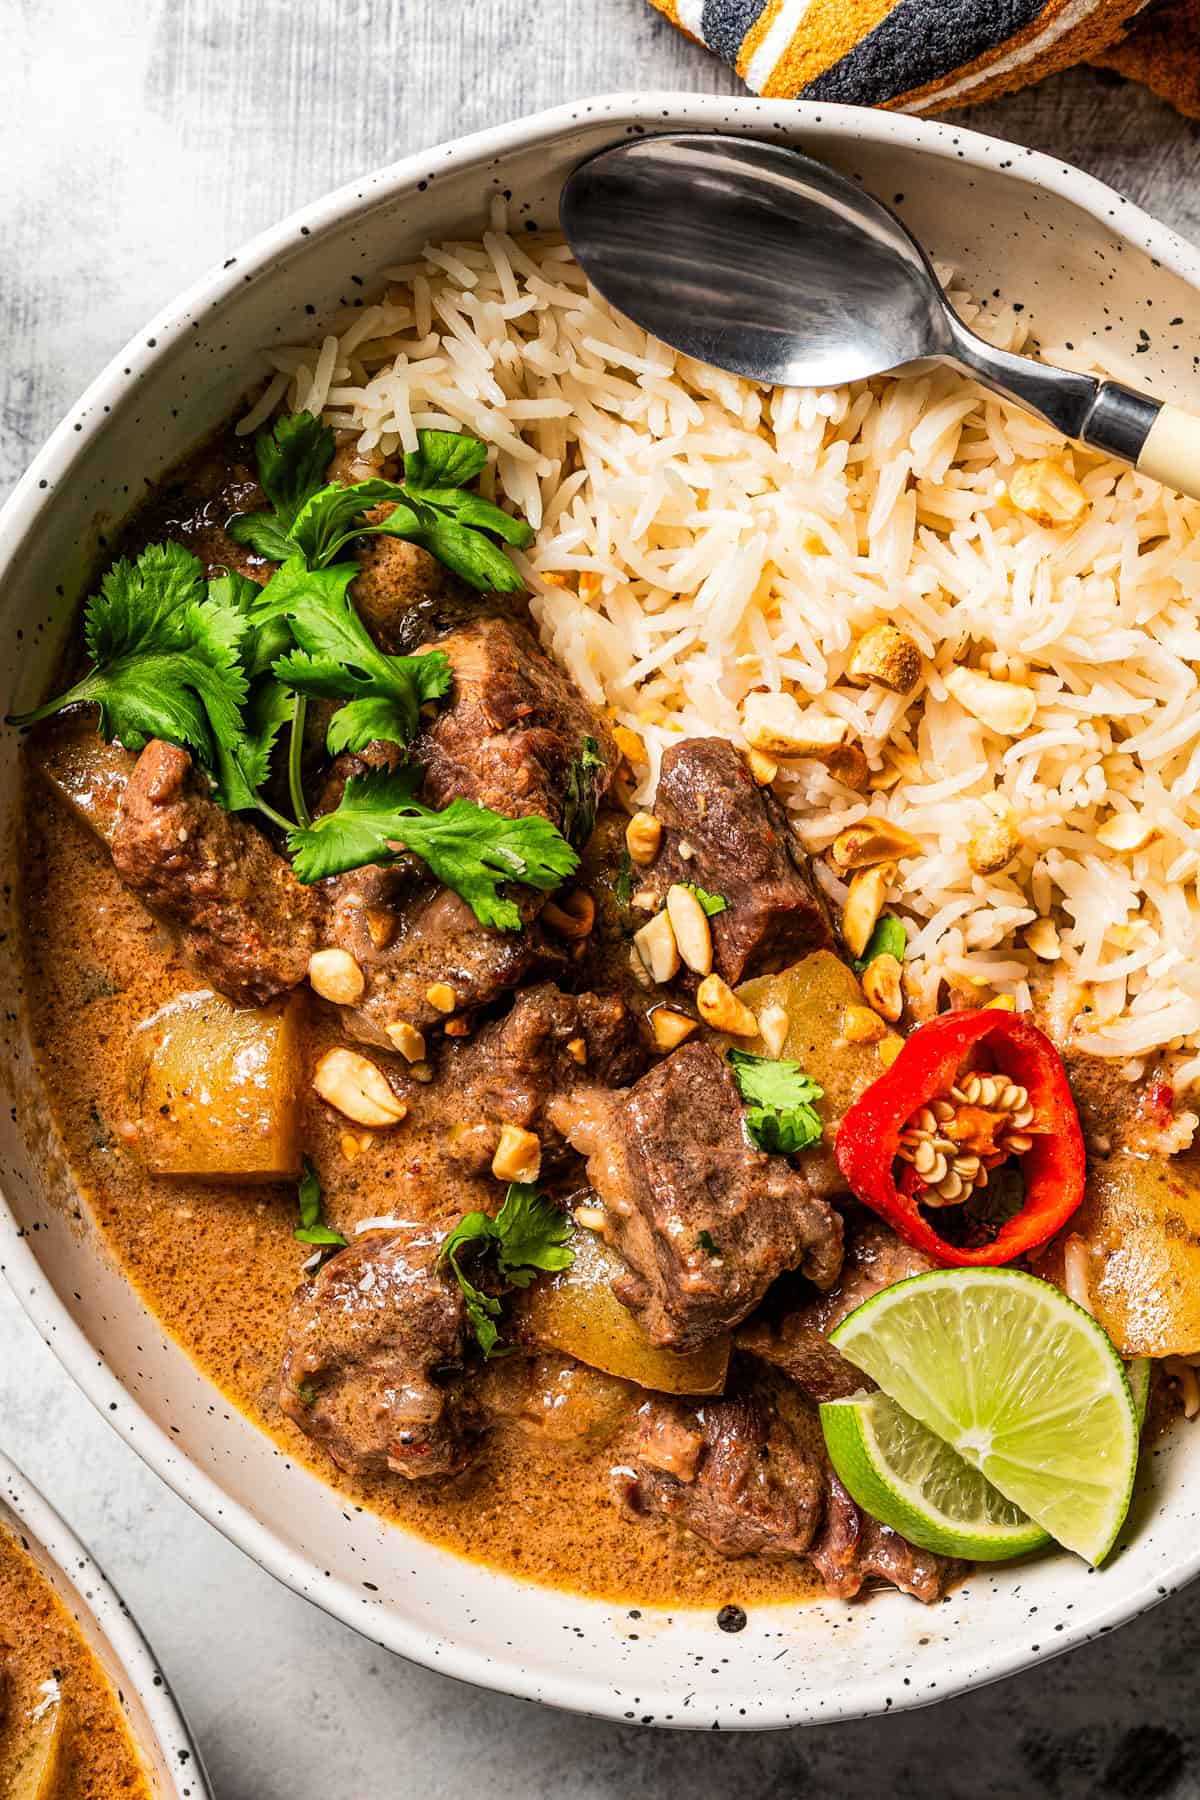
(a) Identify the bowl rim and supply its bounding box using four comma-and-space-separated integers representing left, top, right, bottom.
3, 89, 1200, 1731
0, 1448, 210, 1796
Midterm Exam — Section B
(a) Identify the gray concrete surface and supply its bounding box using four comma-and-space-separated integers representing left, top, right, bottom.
3, 3, 1200, 1794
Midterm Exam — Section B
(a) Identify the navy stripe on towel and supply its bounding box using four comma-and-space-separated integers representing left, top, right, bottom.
801, 0, 1050, 102
701, 0, 771, 64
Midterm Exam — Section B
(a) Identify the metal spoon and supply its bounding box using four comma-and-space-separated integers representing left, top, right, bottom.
560, 132, 1200, 501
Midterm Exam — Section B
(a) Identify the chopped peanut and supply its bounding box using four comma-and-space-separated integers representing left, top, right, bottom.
944, 666, 1037, 737
842, 860, 896, 960
983, 994, 1017, 1012
842, 1004, 887, 1045
575, 1204, 606, 1231
666, 883, 713, 976
877, 1034, 904, 1069
566, 1037, 588, 1065
823, 743, 872, 792
830, 816, 921, 871
425, 982, 457, 1014
742, 691, 847, 756
651, 1008, 699, 1052
633, 909, 680, 984
861, 953, 904, 1023
542, 890, 596, 940
1024, 918, 1061, 962
307, 948, 366, 1006
492, 1124, 541, 1183
339, 1130, 374, 1161
847, 624, 921, 695
385, 1020, 427, 1062
696, 974, 758, 1037
443, 1017, 472, 1038
613, 723, 647, 766
1009, 457, 1088, 528
313, 1049, 407, 1128
758, 1004, 790, 1058
967, 809, 1020, 875
1097, 812, 1156, 852
746, 748, 779, 786
626, 811, 663, 866
365, 908, 396, 950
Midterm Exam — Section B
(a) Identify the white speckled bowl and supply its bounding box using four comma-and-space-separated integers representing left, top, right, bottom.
1, 94, 1198, 1731
0, 1452, 209, 1796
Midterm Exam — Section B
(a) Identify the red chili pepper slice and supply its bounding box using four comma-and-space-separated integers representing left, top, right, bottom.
835, 1008, 1085, 1267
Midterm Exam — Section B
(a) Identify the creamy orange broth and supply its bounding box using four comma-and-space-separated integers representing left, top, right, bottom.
20, 794, 819, 1609
0, 1521, 151, 1799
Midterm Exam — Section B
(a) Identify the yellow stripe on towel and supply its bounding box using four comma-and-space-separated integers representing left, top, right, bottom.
754, 0, 900, 95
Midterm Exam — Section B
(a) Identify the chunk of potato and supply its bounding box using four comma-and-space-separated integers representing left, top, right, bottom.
510, 1228, 730, 1395
1033, 1152, 1200, 1359
126, 989, 304, 1182
712, 950, 898, 1187
5, 1683, 64, 1800
29, 716, 135, 848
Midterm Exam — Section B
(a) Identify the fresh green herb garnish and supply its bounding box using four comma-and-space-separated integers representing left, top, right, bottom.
852, 913, 907, 974
437, 1182, 574, 1356
249, 558, 452, 756
229, 412, 336, 561
287, 767, 580, 926
682, 882, 728, 917
295, 1381, 319, 1408
697, 1229, 720, 1257
561, 736, 606, 849
726, 1048, 824, 1156
293, 1157, 348, 1249
614, 848, 634, 910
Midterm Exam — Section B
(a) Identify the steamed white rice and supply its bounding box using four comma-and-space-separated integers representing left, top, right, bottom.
244, 201, 1200, 1076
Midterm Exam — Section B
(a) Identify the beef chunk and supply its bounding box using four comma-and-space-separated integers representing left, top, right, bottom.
809, 1471, 963, 1604
737, 1214, 937, 1403
110, 740, 323, 1006
414, 614, 617, 830
279, 1227, 482, 1481
327, 865, 566, 1043
446, 982, 648, 1171
351, 534, 480, 653
548, 1041, 843, 1350
478, 1353, 636, 1452
619, 1372, 962, 1602
616, 1376, 826, 1559
647, 738, 832, 984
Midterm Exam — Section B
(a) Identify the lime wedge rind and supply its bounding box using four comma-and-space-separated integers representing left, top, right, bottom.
820, 1389, 1052, 1563
828, 1267, 1139, 1568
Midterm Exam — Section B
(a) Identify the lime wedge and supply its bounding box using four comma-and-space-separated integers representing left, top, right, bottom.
821, 1390, 1051, 1561
829, 1267, 1139, 1566
1127, 1356, 1150, 1430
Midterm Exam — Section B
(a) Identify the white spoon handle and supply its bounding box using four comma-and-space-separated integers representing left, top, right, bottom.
1137, 405, 1200, 501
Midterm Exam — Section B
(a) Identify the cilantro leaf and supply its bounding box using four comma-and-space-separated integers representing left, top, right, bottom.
287, 768, 580, 928
436, 1183, 574, 1357
229, 411, 335, 558
682, 882, 727, 917
251, 558, 451, 753
405, 430, 489, 489
561, 736, 606, 848
726, 1048, 825, 1156
288, 478, 414, 568
852, 913, 907, 975
366, 507, 528, 594
8, 542, 250, 775
293, 1157, 347, 1248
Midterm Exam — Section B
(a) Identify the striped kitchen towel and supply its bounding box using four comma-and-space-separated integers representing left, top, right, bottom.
651, 0, 1200, 115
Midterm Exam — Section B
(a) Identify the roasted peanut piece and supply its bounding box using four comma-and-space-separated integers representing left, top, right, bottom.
842, 860, 896, 960
967, 810, 1020, 875
877, 1034, 904, 1069
651, 1008, 699, 1052
944, 666, 1037, 737
365, 908, 396, 950
633, 909, 680, 984
312, 1048, 407, 1128
983, 994, 1017, 1012
492, 1124, 541, 1183
443, 1017, 472, 1038
742, 691, 847, 756
861, 952, 904, 1023
542, 890, 596, 940
758, 1003, 790, 1058
847, 624, 922, 695
307, 948, 366, 1006
566, 1037, 588, 1065
612, 723, 647, 766
425, 982, 457, 1014
1024, 918, 1062, 961
626, 811, 663, 866
842, 1004, 887, 1045
665, 883, 713, 976
696, 974, 758, 1037
746, 748, 779, 786
384, 1020, 427, 1062
830, 816, 922, 871
1009, 458, 1088, 528
1097, 812, 1156, 852
823, 743, 872, 792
